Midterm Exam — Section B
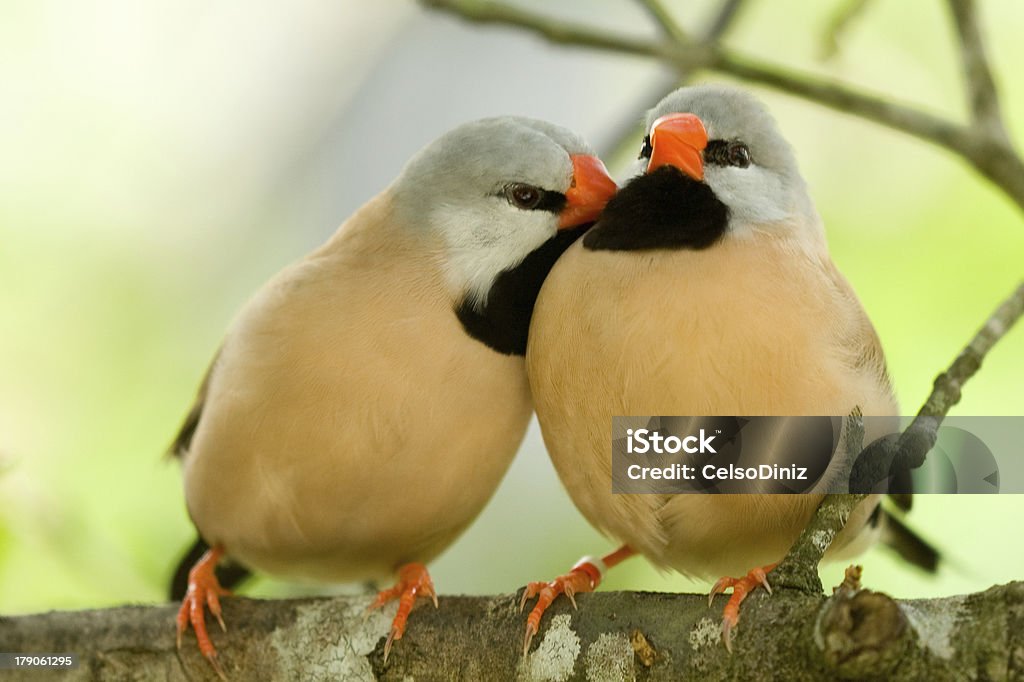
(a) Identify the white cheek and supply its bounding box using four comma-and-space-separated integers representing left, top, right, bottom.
434, 202, 556, 307
706, 165, 790, 228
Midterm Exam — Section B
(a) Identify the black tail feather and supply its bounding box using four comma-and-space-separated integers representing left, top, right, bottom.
881, 510, 940, 573
169, 537, 252, 601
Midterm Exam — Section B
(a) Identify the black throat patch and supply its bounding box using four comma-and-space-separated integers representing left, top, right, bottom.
582, 165, 728, 252
455, 224, 589, 356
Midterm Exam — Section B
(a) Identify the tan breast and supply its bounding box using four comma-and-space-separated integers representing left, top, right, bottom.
183, 193, 532, 582
527, 231, 896, 578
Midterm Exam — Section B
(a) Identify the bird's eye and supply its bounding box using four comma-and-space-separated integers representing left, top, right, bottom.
504, 183, 544, 209
727, 142, 751, 168
638, 135, 653, 160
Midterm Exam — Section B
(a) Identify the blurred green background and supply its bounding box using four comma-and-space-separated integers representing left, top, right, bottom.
1, 0, 1022, 614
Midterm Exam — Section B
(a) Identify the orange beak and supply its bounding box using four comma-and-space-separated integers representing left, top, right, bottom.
558, 154, 617, 229
646, 113, 708, 181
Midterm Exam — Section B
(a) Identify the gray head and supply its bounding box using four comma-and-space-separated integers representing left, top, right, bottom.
392, 116, 615, 307
638, 85, 820, 237
391, 116, 616, 355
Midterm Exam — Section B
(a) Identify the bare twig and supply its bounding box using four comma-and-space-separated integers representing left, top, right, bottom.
820, 0, 872, 60
702, 0, 747, 43
879, 280, 1024, 478
947, 0, 1008, 140
422, 0, 1024, 212
772, 494, 870, 593
707, 49, 968, 152
599, 74, 676, 163
919, 282, 1024, 417
600, 0, 749, 160
421, 0, 672, 59
772, 409, 867, 593
424, 0, 964, 148
708, 51, 1024, 209
636, 0, 690, 44
777, 281, 1024, 591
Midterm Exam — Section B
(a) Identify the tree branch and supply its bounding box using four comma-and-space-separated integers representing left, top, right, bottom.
820, 0, 872, 60
914, 280, 1024, 420
772, 409, 868, 594
705, 48, 970, 150
635, 0, 690, 45
434, 0, 978, 172
849, 280, 1024, 490
421, 0, 675, 60
600, 0, 749, 160
422, 0, 968, 153
946, 0, 1008, 140
422, 0, 1024, 213
702, 0, 748, 44
4, 583, 1023, 680
775, 281, 1024, 591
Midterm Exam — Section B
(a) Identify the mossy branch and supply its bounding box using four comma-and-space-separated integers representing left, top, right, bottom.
4, 581, 1024, 680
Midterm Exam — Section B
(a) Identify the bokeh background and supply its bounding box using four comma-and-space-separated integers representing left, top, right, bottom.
2, 0, 1022, 614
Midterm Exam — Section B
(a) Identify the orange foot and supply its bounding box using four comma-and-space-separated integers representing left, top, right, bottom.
176, 545, 232, 680
366, 562, 438, 663
708, 561, 779, 652
520, 545, 636, 655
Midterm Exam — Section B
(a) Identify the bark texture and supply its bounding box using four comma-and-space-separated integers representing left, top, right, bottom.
4, 582, 1023, 681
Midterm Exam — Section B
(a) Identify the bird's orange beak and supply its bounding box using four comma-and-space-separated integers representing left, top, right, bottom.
559, 155, 617, 229
646, 113, 708, 180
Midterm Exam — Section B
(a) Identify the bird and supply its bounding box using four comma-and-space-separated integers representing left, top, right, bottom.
521, 84, 936, 653
167, 115, 617, 676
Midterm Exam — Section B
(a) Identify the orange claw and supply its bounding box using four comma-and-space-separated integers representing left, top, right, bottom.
520, 546, 636, 655
708, 561, 779, 652
176, 544, 232, 680
366, 562, 438, 664
520, 566, 596, 655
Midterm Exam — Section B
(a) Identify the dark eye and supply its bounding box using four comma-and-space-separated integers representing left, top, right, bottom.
504, 183, 544, 209
638, 135, 652, 160
727, 142, 751, 168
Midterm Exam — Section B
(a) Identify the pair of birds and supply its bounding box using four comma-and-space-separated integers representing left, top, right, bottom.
169, 85, 935, 674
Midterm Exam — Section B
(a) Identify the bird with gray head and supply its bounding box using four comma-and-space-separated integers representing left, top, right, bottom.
168, 115, 616, 675
522, 85, 936, 653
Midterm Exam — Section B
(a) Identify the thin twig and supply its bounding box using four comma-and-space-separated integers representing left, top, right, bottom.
422, 0, 972, 164
920, 282, 1024, 417
772, 494, 868, 593
702, 0, 747, 43
848, 281, 1024, 490
636, 0, 690, 44
598, 74, 678, 163
778, 281, 1024, 590
708, 48, 970, 153
599, 0, 749, 160
772, 409, 867, 593
422, 0, 1024, 213
947, 0, 1008, 140
820, 0, 872, 60
887, 280, 1024, 473
421, 0, 671, 59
